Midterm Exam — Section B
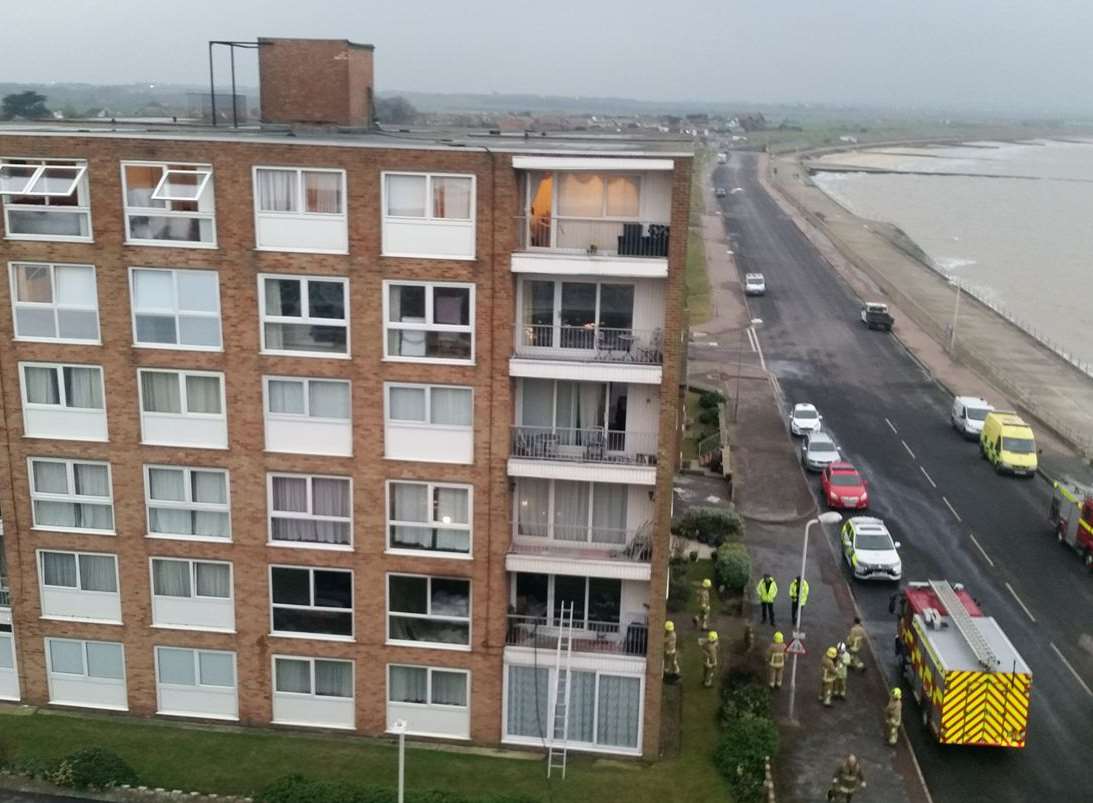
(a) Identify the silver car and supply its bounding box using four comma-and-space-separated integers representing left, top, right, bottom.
801, 431, 841, 472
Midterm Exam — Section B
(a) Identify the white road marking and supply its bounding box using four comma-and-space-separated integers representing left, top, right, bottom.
752, 328, 767, 371
968, 533, 995, 568
884, 417, 898, 434
920, 466, 937, 487
1005, 582, 1037, 623
746, 328, 758, 352
1050, 642, 1093, 698
901, 439, 916, 460
942, 496, 962, 522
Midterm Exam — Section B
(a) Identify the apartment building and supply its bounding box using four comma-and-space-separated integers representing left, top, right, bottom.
0, 38, 691, 759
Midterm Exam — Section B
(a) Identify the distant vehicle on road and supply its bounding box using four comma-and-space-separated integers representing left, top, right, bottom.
744, 273, 766, 296
840, 516, 901, 580
714, 187, 727, 198
860, 302, 894, 331
951, 396, 993, 439
980, 412, 1037, 476
801, 430, 840, 472
717, 152, 728, 164
822, 462, 869, 510
789, 402, 822, 436
1050, 481, 1093, 568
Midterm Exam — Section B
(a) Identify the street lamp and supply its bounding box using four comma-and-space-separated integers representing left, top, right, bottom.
731, 318, 764, 422
392, 719, 408, 803
947, 278, 962, 354
787, 511, 842, 724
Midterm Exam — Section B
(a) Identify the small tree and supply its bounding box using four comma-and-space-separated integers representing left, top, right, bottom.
374, 96, 417, 125
714, 542, 751, 594
2, 91, 50, 120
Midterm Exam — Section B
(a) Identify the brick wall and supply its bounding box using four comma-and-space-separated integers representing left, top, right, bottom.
258, 38, 375, 127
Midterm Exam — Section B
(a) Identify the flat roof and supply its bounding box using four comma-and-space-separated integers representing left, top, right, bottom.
920, 615, 1030, 675
0, 121, 694, 158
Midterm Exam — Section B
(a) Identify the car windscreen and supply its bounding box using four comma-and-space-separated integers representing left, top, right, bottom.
966, 408, 989, 421
795, 409, 818, 419
856, 533, 893, 551
810, 441, 837, 453
830, 474, 861, 486
1003, 437, 1036, 454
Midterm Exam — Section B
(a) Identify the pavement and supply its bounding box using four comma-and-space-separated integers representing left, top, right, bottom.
715, 151, 1093, 802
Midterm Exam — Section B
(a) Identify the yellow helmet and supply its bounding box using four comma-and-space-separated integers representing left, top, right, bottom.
707, 631, 719, 642
702, 578, 712, 588
826, 646, 838, 658
773, 631, 784, 644
664, 621, 675, 632
892, 688, 902, 699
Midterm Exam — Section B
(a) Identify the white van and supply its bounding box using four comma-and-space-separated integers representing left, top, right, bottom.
951, 396, 994, 439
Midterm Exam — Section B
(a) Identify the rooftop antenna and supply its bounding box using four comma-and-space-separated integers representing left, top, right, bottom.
207, 40, 262, 128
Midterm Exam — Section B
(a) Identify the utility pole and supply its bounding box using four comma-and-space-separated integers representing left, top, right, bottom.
948, 280, 962, 354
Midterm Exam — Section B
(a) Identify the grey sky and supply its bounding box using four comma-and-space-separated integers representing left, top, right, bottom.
3, 0, 1090, 112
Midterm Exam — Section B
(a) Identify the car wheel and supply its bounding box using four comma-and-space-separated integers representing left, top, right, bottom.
1057, 529, 1065, 545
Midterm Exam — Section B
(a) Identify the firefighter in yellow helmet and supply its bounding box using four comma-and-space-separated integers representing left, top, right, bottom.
819, 645, 838, 707
885, 687, 903, 746
693, 578, 712, 630
833, 642, 850, 701
767, 631, 786, 689
663, 620, 680, 679
846, 617, 867, 671
827, 753, 866, 802
699, 630, 720, 688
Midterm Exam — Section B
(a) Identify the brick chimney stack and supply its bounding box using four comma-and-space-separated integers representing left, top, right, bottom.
258, 37, 375, 128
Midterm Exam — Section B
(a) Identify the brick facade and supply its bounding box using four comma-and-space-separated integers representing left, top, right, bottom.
258, 38, 375, 127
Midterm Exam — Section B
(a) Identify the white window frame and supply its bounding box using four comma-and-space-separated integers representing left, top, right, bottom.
150, 557, 233, 600
252, 167, 348, 255
386, 573, 472, 651
8, 262, 100, 344
257, 274, 350, 359
154, 646, 238, 720
382, 172, 475, 222
385, 480, 472, 559
27, 456, 114, 535
267, 472, 353, 550
44, 637, 127, 711
382, 281, 475, 365
269, 565, 354, 642
38, 549, 118, 592
19, 361, 104, 410
120, 160, 216, 249
136, 368, 227, 446
271, 655, 355, 715
128, 267, 223, 351
262, 376, 351, 422
384, 383, 474, 428
386, 664, 471, 739
152, 167, 212, 202
143, 465, 231, 543
1, 158, 93, 243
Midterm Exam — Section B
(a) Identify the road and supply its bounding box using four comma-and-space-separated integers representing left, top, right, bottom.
713, 152, 1093, 802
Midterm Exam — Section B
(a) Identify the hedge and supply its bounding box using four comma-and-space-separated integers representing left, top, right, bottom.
714, 715, 779, 803
719, 670, 771, 726
714, 542, 751, 594
698, 390, 726, 409
675, 506, 743, 547
258, 775, 540, 803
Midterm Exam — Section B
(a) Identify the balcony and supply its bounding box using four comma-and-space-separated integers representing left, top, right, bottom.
505, 614, 648, 658
0, 584, 8, 608
515, 325, 663, 365
512, 217, 670, 279
507, 524, 653, 581
508, 425, 659, 485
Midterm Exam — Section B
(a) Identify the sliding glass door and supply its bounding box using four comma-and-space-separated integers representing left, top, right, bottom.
520, 280, 634, 352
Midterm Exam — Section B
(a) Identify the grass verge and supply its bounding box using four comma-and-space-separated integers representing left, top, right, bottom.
685, 147, 712, 326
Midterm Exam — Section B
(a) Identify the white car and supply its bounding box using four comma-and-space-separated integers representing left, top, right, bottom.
840, 517, 902, 581
744, 273, 766, 296
951, 396, 993, 440
801, 430, 841, 472
789, 403, 822, 436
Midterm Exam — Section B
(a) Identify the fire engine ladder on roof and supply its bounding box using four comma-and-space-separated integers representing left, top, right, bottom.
547, 601, 575, 780
929, 580, 999, 670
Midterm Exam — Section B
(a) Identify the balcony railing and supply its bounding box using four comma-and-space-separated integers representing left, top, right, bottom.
513, 324, 664, 365
510, 522, 653, 563
511, 426, 658, 466
505, 614, 649, 656
0, 584, 9, 607
516, 217, 670, 258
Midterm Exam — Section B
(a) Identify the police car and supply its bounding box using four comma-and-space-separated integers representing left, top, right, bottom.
840, 517, 902, 581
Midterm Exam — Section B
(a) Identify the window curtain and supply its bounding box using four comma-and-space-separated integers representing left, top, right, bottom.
577, 383, 605, 432
194, 562, 230, 598
42, 552, 77, 587
198, 652, 235, 687
132, 269, 174, 310
596, 675, 641, 748
185, 375, 221, 414
85, 642, 123, 680
73, 463, 109, 497
431, 670, 467, 706
152, 560, 192, 597
434, 487, 469, 551
304, 171, 342, 214
262, 279, 286, 350
389, 387, 426, 421
516, 478, 550, 538
605, 176, 640, 217
64, 367, 103, 408
157, 647, 196, 685
309, 381, 350, 419
312, 478, 351, 544
268, 380, 305, 415
258, 169, 297, 212
386, 175, 427, 217
391, 484, 430, 548
554, 481, 590, 542
275, 658, 311, 693
49, 639, 85, 675
567, 671, 596, 743
430, 388, 471, 426
520, 379, 554, 429
192, 471, 227, 504
24, 366, 60, 404
141, 372, 181, 413
433, 177, 472, 220
591, 483, 629, 545
557, 174, 604, 218
148, 468, 191, 534
315, 661, 352, 698
32, 460, 68, 494
78, 554, 117, 592
389, 666, 428, 704
507, 666, 549, 739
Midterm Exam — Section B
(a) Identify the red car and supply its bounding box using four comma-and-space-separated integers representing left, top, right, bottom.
822, 462, 869, 510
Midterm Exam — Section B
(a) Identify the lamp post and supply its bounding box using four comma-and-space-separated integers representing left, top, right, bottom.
787, 511, 842, 724
948, 279, 962, 354
392, 719, 407, 803
731, 317, 764, 422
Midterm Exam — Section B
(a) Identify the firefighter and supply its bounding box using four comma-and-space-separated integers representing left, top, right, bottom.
833, 642, 850, 700
846, 617, 867, 671
756, 573, 778, 626
767, 631, 786, 689
789, 575, 809, 626
699, 630, 720, 688
819, 645, 838, 706
693, 578, 712, 630
663, 621, 680, 678
827, 754, 866, 802
885, 687, 902, 746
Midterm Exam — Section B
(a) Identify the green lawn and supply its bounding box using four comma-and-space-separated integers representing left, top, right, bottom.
685, 227, 711, 326
0, 590, 729, 802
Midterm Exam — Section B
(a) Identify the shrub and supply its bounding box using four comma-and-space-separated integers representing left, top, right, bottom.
688, 549, 699, 563
666, 562, 691, 613
698, 390, 726, 409
715, 714, 779, 803
52, 747, 138, 790
676, 506, 743, 546
719, 670, 771, 725
714, 542, 751, 594
698, 408, 720, 428
258, 775, 539, 803
11, 756, 56, 780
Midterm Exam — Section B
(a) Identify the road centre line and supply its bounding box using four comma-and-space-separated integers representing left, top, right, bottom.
1050, 642, 1093, 698
968, 533, 995, 568
885, 417, 898, 434
901, 439, 916, 460
942, 496, 962, 522
1005, 582, 1037, 623
920, 466, 937, 488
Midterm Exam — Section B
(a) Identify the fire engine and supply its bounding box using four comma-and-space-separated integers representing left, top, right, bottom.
892, 580, 1031, 748
1049, 481, 1093, 568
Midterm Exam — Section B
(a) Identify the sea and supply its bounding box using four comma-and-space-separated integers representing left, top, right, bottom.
810, 139, 1093, 367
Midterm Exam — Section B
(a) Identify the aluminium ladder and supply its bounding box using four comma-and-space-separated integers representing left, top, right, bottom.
547, 601, 575, 779
929, 579, 999, 670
